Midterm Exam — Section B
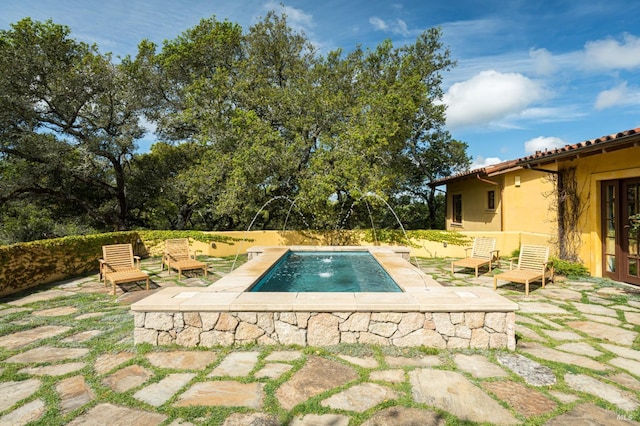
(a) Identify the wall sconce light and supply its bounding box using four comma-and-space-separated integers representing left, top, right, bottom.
515, 176, 521, 187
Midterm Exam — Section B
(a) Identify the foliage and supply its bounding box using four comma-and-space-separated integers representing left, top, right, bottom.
362, 228, 473, 247
550, 257, 590, 277
0, 18, 147, 234
629, 213, 640, 237
1, 11, 469, 241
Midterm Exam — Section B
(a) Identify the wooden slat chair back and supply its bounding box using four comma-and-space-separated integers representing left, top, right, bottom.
451, 237, 499, 277
165, 238, 191, 262
493, 244, 552, 296
100, 244, 149, 295
162, 238, 208, 281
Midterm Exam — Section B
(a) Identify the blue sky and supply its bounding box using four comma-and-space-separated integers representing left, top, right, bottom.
3, 0, 640, 167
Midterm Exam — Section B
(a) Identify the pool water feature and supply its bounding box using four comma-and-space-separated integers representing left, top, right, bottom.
249, 251, 402, 292
132, 246, 518, 350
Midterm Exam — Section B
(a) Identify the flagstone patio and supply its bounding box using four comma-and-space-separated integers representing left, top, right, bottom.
0, 255, 639, 425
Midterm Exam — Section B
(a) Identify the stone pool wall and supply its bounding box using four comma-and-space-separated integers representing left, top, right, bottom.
133, 310, 516, 350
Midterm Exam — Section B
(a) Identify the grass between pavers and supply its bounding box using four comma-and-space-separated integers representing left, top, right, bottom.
1, 256, 640, 424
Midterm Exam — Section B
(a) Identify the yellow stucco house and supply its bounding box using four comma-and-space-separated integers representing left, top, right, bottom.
431, 127, 640, 286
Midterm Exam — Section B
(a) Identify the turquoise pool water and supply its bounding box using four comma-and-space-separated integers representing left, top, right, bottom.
249, 251, 402, 292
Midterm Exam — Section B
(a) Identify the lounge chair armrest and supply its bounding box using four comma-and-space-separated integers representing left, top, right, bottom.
463, 247, 472, 256
508, 257, 518, 269
133, 255, 141, 268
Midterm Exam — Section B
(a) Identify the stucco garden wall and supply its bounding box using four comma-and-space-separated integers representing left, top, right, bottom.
0, 229, 552, 297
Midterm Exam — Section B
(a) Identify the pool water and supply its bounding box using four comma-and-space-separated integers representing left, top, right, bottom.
249, 251, 402, 292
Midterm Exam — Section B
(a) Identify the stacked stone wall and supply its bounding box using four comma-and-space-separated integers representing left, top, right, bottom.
134, 310, 516, 350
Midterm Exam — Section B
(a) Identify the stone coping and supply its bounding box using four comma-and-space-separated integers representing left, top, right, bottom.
131, 246, 518, 314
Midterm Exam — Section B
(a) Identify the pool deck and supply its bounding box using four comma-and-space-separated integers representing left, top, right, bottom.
132, 247, 518, 349
132, 246, 517, 312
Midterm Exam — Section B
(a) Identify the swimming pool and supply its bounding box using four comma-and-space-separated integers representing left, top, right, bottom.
249, 251, 402, 292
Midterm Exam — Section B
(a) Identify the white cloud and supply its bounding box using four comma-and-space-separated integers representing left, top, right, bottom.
594, 81, 640, 110
369, 17, 387, 31
441, 70, 549, 128
595, 82, 629, 109
368, 16, 413, 37
583, 33, 640, 70
470, 156, 503, 170
529, 48, 556, 76
264, 2, 315, 32
524, 136, 567, 154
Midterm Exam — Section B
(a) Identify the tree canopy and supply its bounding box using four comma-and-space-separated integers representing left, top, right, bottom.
0, 12, 470, 244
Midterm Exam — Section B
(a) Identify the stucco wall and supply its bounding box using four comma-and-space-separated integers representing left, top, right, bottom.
444, 168, 556, 237
561, 146, 640, 277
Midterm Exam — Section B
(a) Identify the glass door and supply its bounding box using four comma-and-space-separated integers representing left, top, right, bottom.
602, 179, 640, 285
622, 180, 640, 285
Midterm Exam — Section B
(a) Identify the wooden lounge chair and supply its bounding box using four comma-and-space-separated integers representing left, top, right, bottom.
162, 238, 208, 281
451, 237, 499, 277
493, 244, 553, 296
99, 244, 149, 295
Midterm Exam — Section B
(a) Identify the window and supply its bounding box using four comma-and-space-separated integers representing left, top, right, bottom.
452, 194, 462, 224
487, 190, 496, 210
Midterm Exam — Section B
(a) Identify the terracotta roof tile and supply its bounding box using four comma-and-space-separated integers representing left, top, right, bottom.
517, 127, 640, 164
429, 127, 640, 187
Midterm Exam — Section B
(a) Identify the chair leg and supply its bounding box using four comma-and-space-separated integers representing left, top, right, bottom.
525, 280, 529, 296
451, 262, 455, 274
493, 277, 498, 290
474, 266, 479, 278
145, 277, 149, 291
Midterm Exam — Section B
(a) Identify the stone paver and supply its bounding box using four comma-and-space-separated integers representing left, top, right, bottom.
545, 403, 639, 425
7, 289, 77, 306
555, 342, 603, 357
208, 351, 259, 377
66, 403, 167, 425
518, 341, 609, 372
2, 256, 640, 425
223, 413, 279, 426
482, 380, 558, 416
290, 414, 350, 426
370, 369, 406, 383
254, 363, 293, 379
174, 381, 264, 408
56, 375, 95, 415
134, 373, 196, 406
94, 352, 135, 375
566, 321, 638, 346
571, 301, 618, 317
338, 354, 379, 368
61, 329, 102, 343
360, 406, 446, 426
0, 379, 41, 412
33, 306, 79, 316
600, 343, 640, 361
517, 302, 568, 314
496, 352, 557, 386
384, 355, 442, 368
453, 353, 509, 378
4, 346, 89, 364
0, 399, 45, 426
276, 357, 358, 410
564, 373, 640, 412
102, 365, 153, 393
0, 325, 71, 350
264, 350, 303, 362
18, 362, 86, 377
410, 369, 519, 424
609, 357, 640, 377
145, 350, 217, 370
321, 382, 398, 412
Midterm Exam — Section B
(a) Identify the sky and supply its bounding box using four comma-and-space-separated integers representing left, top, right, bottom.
3, 0, 640, 168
